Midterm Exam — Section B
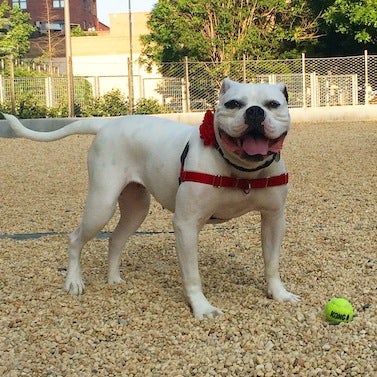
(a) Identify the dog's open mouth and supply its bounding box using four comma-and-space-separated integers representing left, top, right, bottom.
219, 129, 286, 160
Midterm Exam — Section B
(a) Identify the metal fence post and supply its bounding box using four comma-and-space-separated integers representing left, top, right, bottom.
269, 74, 276, 84
310, 72, 317, 107
9, 55, 16, 113
94, 76, 100, 97
302, 53, 306, 108
127, 57, 134, 114
184, 56, 191, 112
45, 76, 54, 107
64, 0, 75, 117
243, 54, 246, 83
364, 50, 370, 105
352, 74, 358, 105
0, 75, 4, 104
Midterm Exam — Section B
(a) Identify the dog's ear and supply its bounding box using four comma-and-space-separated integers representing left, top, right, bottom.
220, 78, 234, 94
277, 83, 289, 103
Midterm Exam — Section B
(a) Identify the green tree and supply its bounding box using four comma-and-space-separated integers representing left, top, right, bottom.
141, 0, 320, 65
0, 2, 35, 57
323, 0, 377, 44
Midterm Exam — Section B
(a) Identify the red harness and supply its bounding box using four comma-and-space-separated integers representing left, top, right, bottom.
180, 168, 288, 194
179, 142, 288, 194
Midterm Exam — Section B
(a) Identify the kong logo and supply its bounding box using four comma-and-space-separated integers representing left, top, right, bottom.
330, 311, 350, 321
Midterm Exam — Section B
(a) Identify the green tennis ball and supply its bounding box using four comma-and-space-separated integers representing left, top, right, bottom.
325, 298, 354, 323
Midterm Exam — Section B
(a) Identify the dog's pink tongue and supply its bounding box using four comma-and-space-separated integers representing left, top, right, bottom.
242, 136, 269, 156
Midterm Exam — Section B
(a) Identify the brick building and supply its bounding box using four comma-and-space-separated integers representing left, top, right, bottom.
7, 0, 103, 32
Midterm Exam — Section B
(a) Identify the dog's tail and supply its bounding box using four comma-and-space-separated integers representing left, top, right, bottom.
3, 113, 110, 142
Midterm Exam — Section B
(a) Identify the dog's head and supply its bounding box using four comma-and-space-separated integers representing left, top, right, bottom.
214, 78, 290, 170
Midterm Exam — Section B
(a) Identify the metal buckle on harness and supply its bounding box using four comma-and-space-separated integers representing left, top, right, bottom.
212, 175, 222, 188
243, 181, 251, 195
233, 178, 251, 194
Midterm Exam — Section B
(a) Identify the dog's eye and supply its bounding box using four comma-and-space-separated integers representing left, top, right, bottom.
224, 100, 243, 109
266, 100, 280, 109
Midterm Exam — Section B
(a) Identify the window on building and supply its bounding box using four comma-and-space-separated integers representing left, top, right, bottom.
12, 0, 27, 10
53, 0, 64, 8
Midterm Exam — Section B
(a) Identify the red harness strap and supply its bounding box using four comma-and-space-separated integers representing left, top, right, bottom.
180, 169, 288, 193
178, 141, 288, 193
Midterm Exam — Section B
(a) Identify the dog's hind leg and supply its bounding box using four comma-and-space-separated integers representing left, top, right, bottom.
65, 165, 126, 295
65, 192, 119, 295
108, 183, 151, 284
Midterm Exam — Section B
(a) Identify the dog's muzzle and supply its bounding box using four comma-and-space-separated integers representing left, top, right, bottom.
219, 105, 286, 160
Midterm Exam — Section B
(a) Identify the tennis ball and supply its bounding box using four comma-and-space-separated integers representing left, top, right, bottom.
325, 298, 354, 323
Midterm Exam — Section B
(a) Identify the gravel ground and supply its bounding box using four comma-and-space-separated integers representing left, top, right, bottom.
0, 120, 376, 376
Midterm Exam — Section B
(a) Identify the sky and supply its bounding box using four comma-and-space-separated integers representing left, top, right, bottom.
97, 0, 157, 26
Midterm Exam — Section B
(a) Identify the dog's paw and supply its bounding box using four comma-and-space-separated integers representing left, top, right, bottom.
64, 278, 85, 295
272, 290, 301, 303
286, 292, 301, 303
193, 305, 224, 320
108, 276, 125, 285
267, 285, 300, 303
267, 278, 300, 303
189, 292, 224, 319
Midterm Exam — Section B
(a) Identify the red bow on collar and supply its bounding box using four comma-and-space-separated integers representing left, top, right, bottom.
199, 110, 216, 147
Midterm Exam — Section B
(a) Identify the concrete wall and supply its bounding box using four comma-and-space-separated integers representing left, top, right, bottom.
1, 105, 377, 138
289, 105, 377, 122
71, 13, 149, 56
70, 13, 158, 97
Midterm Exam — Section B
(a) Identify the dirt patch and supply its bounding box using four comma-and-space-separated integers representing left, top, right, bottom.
0, 121, 376, 376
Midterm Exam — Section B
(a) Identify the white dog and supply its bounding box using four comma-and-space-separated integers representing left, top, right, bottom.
4, 78, 299, 319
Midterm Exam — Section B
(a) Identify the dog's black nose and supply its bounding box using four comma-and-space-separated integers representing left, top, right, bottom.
245, 106, 265, 125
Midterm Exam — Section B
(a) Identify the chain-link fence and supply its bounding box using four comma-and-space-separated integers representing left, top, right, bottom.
152, 53, 377, 111
1, 52, 377, 113
0, 75, 93, 112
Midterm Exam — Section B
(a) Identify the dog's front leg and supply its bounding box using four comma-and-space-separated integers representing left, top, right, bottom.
261, 209, 300, 303
173, 201, 223, 319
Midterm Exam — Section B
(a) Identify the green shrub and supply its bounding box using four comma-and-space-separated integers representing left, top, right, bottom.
100, 89, 129, 116
71, 25, 97, 37
0, 96, 70, 119
134, 97, 165, 114
16, 93, 48, 118
0, 88, 167, 119
47, 104, 69, 118
81, 89, 129, 117
71, 26, 86, 37
0, 102, 12, 118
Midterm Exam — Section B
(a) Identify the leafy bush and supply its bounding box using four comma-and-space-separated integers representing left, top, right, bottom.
134, 97, 165, 114
81, 89, 129, 117
99, 89, 129, 116
0, 87, 167, 118
0, 102, 12, 118
71, 25, 97, 37
47, 104, 69, 118
16, 93, 48, 118
71, 26, 86, 37
0, 97, 71, 118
